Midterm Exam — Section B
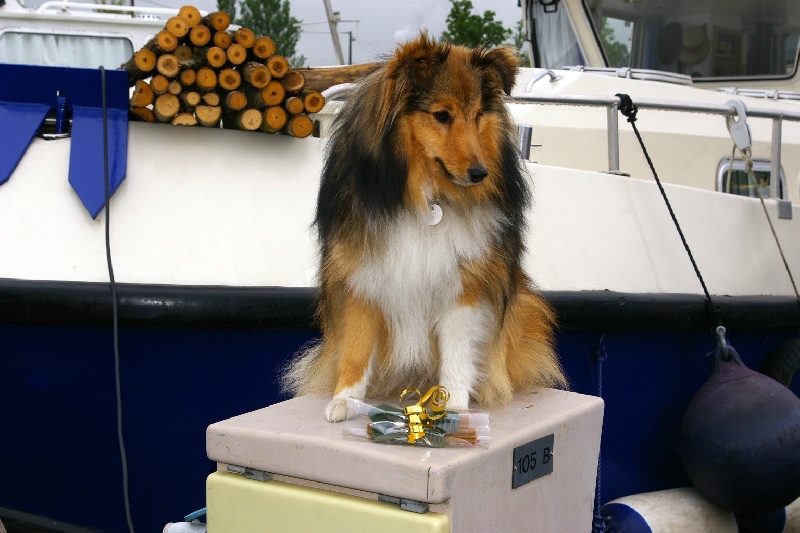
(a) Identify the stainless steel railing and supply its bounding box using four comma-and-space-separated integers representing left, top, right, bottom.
511, 91, 800, 199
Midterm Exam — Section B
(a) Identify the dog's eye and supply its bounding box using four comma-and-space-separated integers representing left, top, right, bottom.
433, 110, 452, 124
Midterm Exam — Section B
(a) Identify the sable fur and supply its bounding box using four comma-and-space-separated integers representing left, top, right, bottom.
283, 33, 566, 422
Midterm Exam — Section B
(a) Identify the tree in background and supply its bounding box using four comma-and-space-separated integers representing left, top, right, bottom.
598, 17, 630, 68
440, 0, 511, 49
216, 0, 306, 66
512, 19, 532, 67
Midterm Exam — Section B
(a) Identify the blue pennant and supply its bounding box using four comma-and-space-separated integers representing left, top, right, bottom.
0, 63, 129, 218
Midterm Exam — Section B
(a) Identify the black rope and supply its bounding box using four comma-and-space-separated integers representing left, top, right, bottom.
100, 65, 135, 533
591, 334, 607, 533
615, 94, 724, 331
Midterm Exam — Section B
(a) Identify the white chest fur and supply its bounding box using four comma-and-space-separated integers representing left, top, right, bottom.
348, 203, 507, 369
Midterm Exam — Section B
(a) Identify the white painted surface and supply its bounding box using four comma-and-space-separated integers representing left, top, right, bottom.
525, 163, 800, 296
0, 122, 322, 287
604, 488, 738, 532
1, 90, 798, 297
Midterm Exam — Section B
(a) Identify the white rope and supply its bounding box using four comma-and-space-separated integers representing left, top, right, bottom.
735, 144, 800, 302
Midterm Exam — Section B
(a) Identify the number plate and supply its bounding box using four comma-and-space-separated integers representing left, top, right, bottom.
512, 434, 554, 489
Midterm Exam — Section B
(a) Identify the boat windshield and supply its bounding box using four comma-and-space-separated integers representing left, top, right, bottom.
528, 0, 800, 81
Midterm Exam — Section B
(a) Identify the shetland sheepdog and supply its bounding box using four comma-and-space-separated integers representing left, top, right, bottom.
284, 33, 566, 422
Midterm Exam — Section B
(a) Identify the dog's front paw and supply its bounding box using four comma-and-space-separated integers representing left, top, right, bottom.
324, 398, 352, 423
445, 388, 470, 411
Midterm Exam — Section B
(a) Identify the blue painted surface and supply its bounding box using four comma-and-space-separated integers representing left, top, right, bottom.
68, 104, 128, 218
0, 323, 312, 532
0, 102, 49, 186
0, 323, 796, 531
600, 502, 653, 533
0, 64, 129, 216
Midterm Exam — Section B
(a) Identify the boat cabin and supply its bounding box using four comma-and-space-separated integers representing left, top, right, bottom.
0, 0, 172, 68
523, 0, 800, 91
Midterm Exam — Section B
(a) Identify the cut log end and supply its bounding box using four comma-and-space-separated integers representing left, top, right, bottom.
280, 70, 305, 93
234, 27, 256, 48
167, 79, 182, 95
284, 96, 304, 116
172, 113, 198, 126
303, 91, 326, 113
166, 16, 190, 38
143, 30, 178, 54
189, 24, 211, 47
251, 36, 276, 60
284, 114, 314, 138
266, 55, 290, 78
133, 48, 157, 72
195, 105, 222, 127
154, 93, 181, 122
178, 5, 202, 28
202, 11, 231, 32
242, 62, 271, 88
174, 44, 193, 62
150, 74, 170, 95
203, 46, 227, 68
156, 53, 180, 78
262, 106, 287, 133
181, 91, 201, 108
130, 106, 155, 122
229, 108, 263, 131
226, 43, 247, 65
195, 67, 218, 92
218, 68, 242, 91
224, 90, 248, 111
179, 68, 197, 86
130, 80, 155, 107
202, 92, 221, 106
213, 31, 232, 49
260, 80, 286, 107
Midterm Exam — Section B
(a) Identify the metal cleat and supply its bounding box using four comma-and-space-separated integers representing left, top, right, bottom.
725, 100, 752, 152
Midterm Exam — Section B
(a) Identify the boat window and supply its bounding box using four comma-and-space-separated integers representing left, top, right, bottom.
584, 0, 800, 81
717, 159, 786, 199
0, 30, 134, 69
598, 15, 632, 68
525, 0, 585, 68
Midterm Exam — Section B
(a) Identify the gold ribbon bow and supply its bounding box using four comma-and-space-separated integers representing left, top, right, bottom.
399, 385, 450, 444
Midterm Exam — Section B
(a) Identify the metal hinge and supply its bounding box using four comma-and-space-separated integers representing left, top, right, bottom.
226, 464, 272, 482
378, 494, 429, 514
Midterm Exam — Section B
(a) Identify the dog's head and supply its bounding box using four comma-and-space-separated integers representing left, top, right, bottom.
378, 33, 520, 192
318, 33, 526, 236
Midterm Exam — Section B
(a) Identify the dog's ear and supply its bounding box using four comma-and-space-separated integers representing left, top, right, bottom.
374, 32, 449, 134
472, 46, 520, 95
397, 32, 450, 90
391, 32, 449, 91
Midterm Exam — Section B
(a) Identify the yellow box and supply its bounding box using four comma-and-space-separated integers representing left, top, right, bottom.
207, 470, 449, 532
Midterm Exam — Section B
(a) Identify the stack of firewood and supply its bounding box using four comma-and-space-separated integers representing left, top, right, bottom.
121, 5, 324, 138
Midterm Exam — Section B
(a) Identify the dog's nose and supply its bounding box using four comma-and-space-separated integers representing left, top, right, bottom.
468, 166, 488, 183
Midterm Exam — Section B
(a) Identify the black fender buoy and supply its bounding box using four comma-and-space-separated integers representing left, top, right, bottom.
760, 337, 800, 388
680, 343, 800, 516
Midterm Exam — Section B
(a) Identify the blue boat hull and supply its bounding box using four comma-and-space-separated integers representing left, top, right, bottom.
1, 284, 797, 531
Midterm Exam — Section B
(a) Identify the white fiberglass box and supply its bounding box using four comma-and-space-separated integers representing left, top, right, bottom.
206, 389, 604, 532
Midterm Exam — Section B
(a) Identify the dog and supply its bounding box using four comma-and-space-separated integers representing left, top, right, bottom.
283, 33, 566, 422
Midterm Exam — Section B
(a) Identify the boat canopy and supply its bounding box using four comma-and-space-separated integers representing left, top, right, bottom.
0, 0, 173, 68
524, 0, 800, 84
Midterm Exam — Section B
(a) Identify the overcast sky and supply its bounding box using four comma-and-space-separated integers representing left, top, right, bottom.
126, 0, 525, 66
